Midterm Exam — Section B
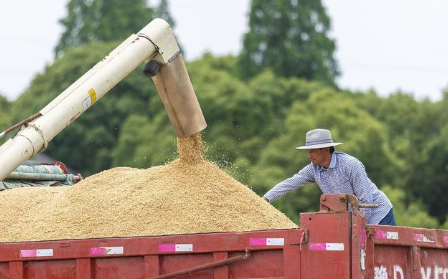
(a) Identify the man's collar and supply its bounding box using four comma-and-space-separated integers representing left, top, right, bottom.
317, 153, 337, 171
329, 152, 337, 168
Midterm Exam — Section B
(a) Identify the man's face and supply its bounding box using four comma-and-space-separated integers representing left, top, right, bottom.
308, 148, 330, 166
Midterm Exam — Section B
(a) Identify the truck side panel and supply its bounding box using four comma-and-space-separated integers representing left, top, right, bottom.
300, 211, 352, 279
370, 225, 448, 279
0, 229, 302, 279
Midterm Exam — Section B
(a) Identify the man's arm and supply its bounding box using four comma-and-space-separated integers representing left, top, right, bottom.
348, 159, 374, 221
263, 164, 315, 202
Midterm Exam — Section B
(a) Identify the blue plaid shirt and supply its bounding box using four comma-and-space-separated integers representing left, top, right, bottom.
263, 152, 393, 224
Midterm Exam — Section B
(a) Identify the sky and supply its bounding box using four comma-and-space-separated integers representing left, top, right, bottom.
0, 0, 447, 102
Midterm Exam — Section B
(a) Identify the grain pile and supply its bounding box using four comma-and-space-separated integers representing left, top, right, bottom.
0, 133, 297, 242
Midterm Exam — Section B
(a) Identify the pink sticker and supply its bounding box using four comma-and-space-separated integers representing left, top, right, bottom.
309, 243, 326, 251
414, 234, 423, 241
249, 238, 267, 246
159, 244, 175, 252
362, 229, 366, 249
20, 250, 36, 257
90, 247, 106, 255
375, 231, 387, 239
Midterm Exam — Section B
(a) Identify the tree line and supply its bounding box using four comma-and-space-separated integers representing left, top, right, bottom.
1, 0, 447, 228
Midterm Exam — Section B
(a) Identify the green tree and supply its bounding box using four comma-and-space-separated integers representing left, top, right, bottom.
186, 55, 318, 167
354, 91, 423, 190
410, 122, 448, 223
382, 185, 439, 228
0, 93, 10, 121
239, 0, 339, 85
55, 0, 154, 57
0, 93, 11, 144
112, 114, 178, 168
155, 0, 175, 27
353, 90, 446, 222
443, 214, 448, 229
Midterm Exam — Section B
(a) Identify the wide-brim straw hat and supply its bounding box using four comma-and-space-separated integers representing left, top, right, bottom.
296, 129, 343, 150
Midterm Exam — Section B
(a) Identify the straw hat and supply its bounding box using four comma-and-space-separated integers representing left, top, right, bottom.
296, 129, 343, 150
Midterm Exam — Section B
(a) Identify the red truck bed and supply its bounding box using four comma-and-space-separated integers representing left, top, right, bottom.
0, 194, 447, 279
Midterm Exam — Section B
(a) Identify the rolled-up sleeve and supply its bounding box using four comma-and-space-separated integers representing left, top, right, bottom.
264, 164, 315, 202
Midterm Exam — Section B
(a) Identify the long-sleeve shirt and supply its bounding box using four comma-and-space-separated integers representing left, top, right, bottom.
263, 152, 392, 224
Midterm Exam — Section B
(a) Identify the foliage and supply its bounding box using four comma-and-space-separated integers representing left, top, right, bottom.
0, 93, 9, 110
155, 0, 176, 28
0, 93, 10, 123
382, 185, 439, 228
409, 122, 448, 222
55, 0, 155, 57
443, 216, 448, 230
238, 0, 339, 86
112, 113, 177, 168
0, 93, 11, 144
354, 90, 447, 224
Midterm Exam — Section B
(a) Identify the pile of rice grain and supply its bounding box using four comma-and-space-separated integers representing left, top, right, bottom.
0, 133, 297, 242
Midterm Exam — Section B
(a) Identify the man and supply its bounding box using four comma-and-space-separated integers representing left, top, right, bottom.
263, 128, 395, 225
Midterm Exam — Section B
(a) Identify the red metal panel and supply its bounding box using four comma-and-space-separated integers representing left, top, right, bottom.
159, 254, 213, 279
282, 233, 301, 279
300, 212, 351, 279
92, 257, 144, 279
24, 260, 76, 278
370, 225, 448, 279
0, 229, 302, 279
373, 246, 411, 278
8, 262, 23, 279
0, 263, 8, 279
75, 258, 91, 279
365, 228, 376, 279
351, 211, 367, 279
144, 255, 160, 278
213, 252, 229, 279
420, 248, 448, 279
229, 250, 284, 278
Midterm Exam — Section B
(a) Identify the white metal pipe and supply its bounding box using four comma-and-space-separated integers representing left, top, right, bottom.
40, 34, 142, 115
0, 19, 178, 181
36, 36, 157, 143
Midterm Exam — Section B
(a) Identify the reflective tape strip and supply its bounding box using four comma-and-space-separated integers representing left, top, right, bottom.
375, 230, 399, 240
20, 249, 53, 257
413, 234, 434, 243
309, 243, 344, 251
90, 246, 124, 255
249, 238, 284, 246
159, 244, 193, 252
